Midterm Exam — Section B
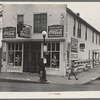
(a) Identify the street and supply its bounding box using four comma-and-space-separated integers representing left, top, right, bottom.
0, 79, 100, 91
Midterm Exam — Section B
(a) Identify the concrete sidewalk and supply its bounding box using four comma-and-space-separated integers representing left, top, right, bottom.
0, 65, 100, 85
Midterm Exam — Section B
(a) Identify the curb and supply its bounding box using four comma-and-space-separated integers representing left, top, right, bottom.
0, 78, 40, 83
0, 78, 50, 84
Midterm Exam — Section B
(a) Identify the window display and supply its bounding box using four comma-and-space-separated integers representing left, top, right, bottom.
45, 42, 60, 68
8, 43, 22, 66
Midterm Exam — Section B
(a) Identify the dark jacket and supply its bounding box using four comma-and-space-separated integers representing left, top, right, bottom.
39, 59, 45, 72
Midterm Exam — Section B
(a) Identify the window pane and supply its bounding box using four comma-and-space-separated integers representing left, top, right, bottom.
45, 52, 50, 67
12, 43, 14, 50
8, 51, 14, 66
52, 43, 55, 51
15, 43, 18, 50
19, 43, 22, 50
34, 13, 47, 33
48, 43, 51, 51
15, 51, 22, 66
17, 15, 24, 23
51, 52, 59, 68
8, 43, 11, 50
56, 43, 60, 51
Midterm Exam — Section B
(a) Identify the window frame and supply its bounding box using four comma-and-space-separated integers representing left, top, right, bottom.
92, 31, 94, 43
17, 14, 24, 36
85, 26, 87, 40
45, 42, 60, 68
8, 43, 22, 66
34, 13, 47, 33
73, 18, 76, 36
77, 21, 81, 38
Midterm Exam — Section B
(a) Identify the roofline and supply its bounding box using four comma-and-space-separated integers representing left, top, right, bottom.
67, 8, 100, 34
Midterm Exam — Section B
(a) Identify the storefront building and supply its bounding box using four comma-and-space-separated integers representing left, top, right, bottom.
1, 4, 100, 76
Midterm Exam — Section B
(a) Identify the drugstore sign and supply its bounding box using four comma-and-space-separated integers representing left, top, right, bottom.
19, 25, 31, 38
48, 25, 63, 37
3, 27, 16, 38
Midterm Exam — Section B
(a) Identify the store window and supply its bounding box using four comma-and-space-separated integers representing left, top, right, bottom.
8, 43, 22, 66
34, 13, 47, 33
45, 42, 60, 68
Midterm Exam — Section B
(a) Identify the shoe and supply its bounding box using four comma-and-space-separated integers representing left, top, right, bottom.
68, 78, 71, 80
76, 78, 78, 80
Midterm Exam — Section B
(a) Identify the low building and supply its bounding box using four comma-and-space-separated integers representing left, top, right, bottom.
1, 4, 100, 76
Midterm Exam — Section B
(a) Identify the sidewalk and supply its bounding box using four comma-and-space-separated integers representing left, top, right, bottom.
0, 65, 100, 85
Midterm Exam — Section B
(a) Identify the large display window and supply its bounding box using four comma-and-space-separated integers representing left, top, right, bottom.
45, 42, 60, 68
8, 43, 22, 66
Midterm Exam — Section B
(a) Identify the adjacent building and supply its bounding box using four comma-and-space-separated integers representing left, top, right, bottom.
1, 4, 100, 76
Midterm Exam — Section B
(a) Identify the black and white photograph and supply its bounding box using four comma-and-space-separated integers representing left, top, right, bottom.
1, 2, 100, 98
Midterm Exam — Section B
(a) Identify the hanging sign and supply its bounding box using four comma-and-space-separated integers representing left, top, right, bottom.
19, 24, 31, 38
3, 27, 16, 38
48, 25, 63, 37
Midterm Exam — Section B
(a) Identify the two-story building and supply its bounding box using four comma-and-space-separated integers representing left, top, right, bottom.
1, 4, 100, 76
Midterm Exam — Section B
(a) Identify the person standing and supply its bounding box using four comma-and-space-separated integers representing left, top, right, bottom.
68, 60, 78, 80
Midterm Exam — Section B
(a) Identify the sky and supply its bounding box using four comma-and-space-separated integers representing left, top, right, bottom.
0, 2, 100, 47
67, 2, 100, 31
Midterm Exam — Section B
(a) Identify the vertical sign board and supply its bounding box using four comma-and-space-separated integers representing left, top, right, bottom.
71, 37, 78, 60
48, 25, 63, 37
3, 27, 16, 38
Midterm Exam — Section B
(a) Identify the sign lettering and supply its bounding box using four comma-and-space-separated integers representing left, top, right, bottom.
3, 27, 16, 38
71, 52, 78, 60
48, 25, 63, 37
71, 37, 78, 53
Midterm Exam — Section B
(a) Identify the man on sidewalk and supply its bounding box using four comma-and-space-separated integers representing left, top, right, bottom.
68, 60, 78, 80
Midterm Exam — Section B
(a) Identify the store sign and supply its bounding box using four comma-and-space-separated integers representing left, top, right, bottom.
71, 52, 78, 60
3, 27, 16, 38
80, 43, 85, 49
71, 37, 78, 52
48, 25, 63, 37
19, 25, 31, 38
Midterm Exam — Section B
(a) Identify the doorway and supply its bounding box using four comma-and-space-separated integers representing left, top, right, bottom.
23, 42, 41, 73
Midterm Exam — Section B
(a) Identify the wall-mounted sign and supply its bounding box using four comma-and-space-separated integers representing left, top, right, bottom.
71, 52, 78, 60
3, 27, 16, 38
80, 43, 85, 49
71, 37, 78, 53
19, 25, 31, 38
48, 25, 63, 37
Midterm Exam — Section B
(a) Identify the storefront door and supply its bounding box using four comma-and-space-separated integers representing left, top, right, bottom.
23, 42, 41, 73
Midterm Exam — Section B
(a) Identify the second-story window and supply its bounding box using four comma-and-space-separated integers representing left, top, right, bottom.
96, 33, 97, 44
34, 13, 47, 33
73, 18, 76, 36
17, 15, 24, 36
85, 26, 87, 40
92, 31, 94, 43
99, 34, 100, 45
77, 21, 81, 38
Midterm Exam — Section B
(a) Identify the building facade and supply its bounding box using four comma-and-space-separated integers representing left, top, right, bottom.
1, 4, 100, 76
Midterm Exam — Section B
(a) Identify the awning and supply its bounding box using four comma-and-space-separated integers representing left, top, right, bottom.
2, 38, 65, 42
